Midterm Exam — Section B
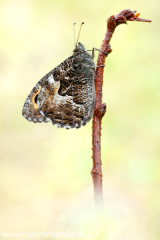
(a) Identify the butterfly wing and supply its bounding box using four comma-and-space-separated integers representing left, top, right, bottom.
22, 44, 95, 129
22, 77, 46, 123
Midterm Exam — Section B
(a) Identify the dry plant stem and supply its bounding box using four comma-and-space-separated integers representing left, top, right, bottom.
91, 9, 151, 206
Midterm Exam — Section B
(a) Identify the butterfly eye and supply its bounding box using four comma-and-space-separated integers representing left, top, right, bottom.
32, 93, 39, 110
35, 94, 38, 104
30, 86, 41, 110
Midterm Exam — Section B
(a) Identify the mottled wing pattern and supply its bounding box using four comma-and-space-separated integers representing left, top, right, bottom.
22, 42, 95, 129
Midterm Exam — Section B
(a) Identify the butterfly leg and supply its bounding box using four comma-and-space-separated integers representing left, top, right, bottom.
94, 103, 106, 118
96, 65, 105, 68
88, 44, 112, 58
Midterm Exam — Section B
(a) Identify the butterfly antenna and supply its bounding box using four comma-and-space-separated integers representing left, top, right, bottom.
76, 22, 84, 46
73, 23, 76, 46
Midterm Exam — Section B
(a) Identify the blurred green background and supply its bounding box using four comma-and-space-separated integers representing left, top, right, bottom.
0, 0, 159, 239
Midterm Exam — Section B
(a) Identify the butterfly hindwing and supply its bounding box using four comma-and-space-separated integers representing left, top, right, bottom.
22, 43, 95, 129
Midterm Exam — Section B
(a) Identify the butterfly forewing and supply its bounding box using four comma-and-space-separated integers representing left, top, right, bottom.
22, 42, 95, 129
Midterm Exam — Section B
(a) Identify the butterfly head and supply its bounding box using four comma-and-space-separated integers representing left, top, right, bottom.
74, 42, 86, 53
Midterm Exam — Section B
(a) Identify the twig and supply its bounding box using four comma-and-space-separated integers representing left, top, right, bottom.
91, 9, 151, 206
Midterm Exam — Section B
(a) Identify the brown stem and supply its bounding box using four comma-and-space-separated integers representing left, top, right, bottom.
91, 9, 151, 206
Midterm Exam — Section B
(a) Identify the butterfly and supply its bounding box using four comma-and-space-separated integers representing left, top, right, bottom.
22, 42, 96, 129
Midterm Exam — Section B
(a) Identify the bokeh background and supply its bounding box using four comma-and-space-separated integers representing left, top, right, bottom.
0, 0, 159, 239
